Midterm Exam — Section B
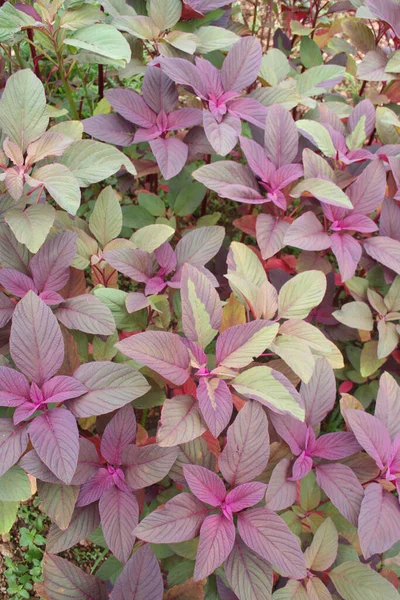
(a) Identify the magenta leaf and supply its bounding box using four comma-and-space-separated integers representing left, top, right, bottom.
359, 482, 400, 559
0, 268, 36, 297
110, 544, 163, 600
56, 295, 116, 335
123, 444, 177, 489
43, 553, 107, 600
40, 376, 87, 404
105, 88, 156, 128
301, 357, 336, 426
28, 408, 79, 484
330, 232, 361, 282
219, 401, 270, 486
142, 65, 178, 114
311, 432, 361, 460
0, 365, 30, 407
101, 405, 136, 466
10, 291, 64, 385
99, 487, 139, 564
183, 464, 226, 506
237, 507, 307, 579
30, 231, 77, 293
197, 377, 233, 438
0, 419, 28, 477
225, 482, 267, 513
225, 537, 273, 600
194, 513, 236, 580
134, 492, 208, 543
345, 409, 392, 470
72, 438, 101, 486
315, 463, 364, 526
116, 331, 191, 386
76, 468, 114, 507
265, 458, 297, 511
284, 211, 331, 252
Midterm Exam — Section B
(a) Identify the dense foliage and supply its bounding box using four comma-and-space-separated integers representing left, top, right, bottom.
0, 0, 400, 598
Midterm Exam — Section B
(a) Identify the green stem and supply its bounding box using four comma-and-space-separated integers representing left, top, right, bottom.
13, 44, 24, 68
90, 547, 108, 574
57, 52, 79, 119
252, 0, 259, 35
141, 409, 148, 428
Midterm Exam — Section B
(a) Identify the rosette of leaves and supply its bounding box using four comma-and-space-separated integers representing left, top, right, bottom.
0, 230, 116, 336
0, 69, 136, 253
83, 66, 203, 180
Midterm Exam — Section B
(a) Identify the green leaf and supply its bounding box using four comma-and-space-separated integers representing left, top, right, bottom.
112, 15, 160, 41
93, 332, 119, 361
195, 26, 239, 53
149, 0, 181, 30
291, 178, 353, 209
163, 30, 198, 54
332, 301, 374, 331
122, 205, 155, 229
232, 365, 305, 420
5, 204, 55, 253
300, 470, 321, 512
300, 37, 323, 68
386, 51, 400, 74
0, 466, 31, 502
259, 49, 290, 86
296, 65, 345, 97
28, 164, 81, 215
130, 224, 174, 252
89, 186, 122, 246
296, 120, 336, 157
342, 19, 376, 53
93, 288, 147, 331
346, 116, 367, 150
278, 270, 327, 319
304, 518, 338, 571
61, 140, 136, 186
360, 340, 386, 377
138, 192, 165, 217
330, 561, 399, 600
0, 3, 35, 42
0, 500, 18, 534
64, 24, 131, 66
0, 69, 49, 152
173, 182, 206, 217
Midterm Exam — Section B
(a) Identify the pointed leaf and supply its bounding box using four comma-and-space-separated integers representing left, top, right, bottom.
183, 464, 226, 506
358, 483, 400, 559
278, 271, 326, 319
157, 395, 207, 447
304, 518, 338, 571
194, 513, 235, 580
315, 463, 363, 526
225, 537, 273, 600
89, 186, 122, 247
216, 320, 279, 369
46, 505, 100, 553
56, 294, 116, 335
30, 231, 77, 293
344, 410, 391, 470
221, 37, 262, 92
101, 404, 136, 465
197, 377, 233, 438
38, 483, 79, 531
330, 561, 399, 600
110, 544, 163, 600
100, 487, 139, 564
0, 420, 28, 477
43, 553, 107, 600
124, 444, 178, 489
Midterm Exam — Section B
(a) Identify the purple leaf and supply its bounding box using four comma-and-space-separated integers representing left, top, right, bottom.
69, 362, 150, 418
101, 405, 137, 466
0, 268, 36, 297
284, 212, 331, 251
41, 376, 87, 404
265, 458, 297, 511
56, 294, 116, 335
194, 513, 235, 580
346, 160, 386, 215
348, 99, 375, 138
150, 137, 188, 180
315, 463, 364, 526
330, 233, 361, 282
76, 468, 113, 507
28, 408, 79, 484
159, 57, 208, 99
240, 135, 275, 181
43, 553, 107, 600
125, 292, 150, 313
268, 412, 307, 456
20, 449, 64, 485
203, 110, 240, 156
301, 357, 336, 426
237, 507, 307, 579
0, 419, 28, 477
46, 505, 100, 554
142, 65, 178, 114
364, 236, 400, 274
0, 291, 14, 327
221, 37, 262, 92
359, 482, 400, 559
10, 291, 64, 385
99, 487, 139, 564
264, 104, 298, 168
225, 482, 267, 513
197, 377, 233, 438
134, 492, 208, 543
30, 231, 77, 293
105, 88, 156, 128
193, 160, 263, 203
311, 432, 361, 460
225, 537, 273, 600
72, 438, 101, 486
219, 401, 270, 486
228, 97, 268, 129
380, 196, 400, 240
83, 113, 136, 146
123, 444, 178, 489
216, 320, 279, 369
217, 578, 239, 600
167, 107, 203, 131
375, 372, 400, 440
157, 394, 207, 447
116, 331, 190, 386
104, 247, 153, 283
256, 214, 291, 260
0, 365, 30, 407
345, 409, 392, 470
291, 452, 313, 481
339, 214, 378, 234
110, 544, 163, 600
175, 225, 225, 269
183, 464, 226, 506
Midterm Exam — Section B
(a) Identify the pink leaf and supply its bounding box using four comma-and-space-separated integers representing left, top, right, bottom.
221, 37, 262, 93
256, 214, 291, 260
363, 236, 400, 274
237, 507, 307, 579
41, 376, 87, 404
291, 452, 313, 481
183, 464, 226, 506
123, 444, 177, 489
225, 482, 267, 513
105, 88, 156, 128
269, 411, 307, 456
285, 212, 331, 251
228, 97, 268, 129
76, 468, 114, 507
0, 365, 30, 407
203, 111, 240, 156
99, 487, 139, 564
134, 492, 208, 543
224, 537, 273, 600
46, 505, 100, 554
301, 357, 336, 426
167, 107, 203, 131
150, 137, 188, 180
142, 65, 178, 114
28, 408, 79, 484
197, 377, 233, 438
83, 113, 136, 146
311, 432, 361, 460
315, 463, 364, 526
194, 513, 236, 580
159, 57, 208, 99
116, 331, 190, 386
240, 136, 275, 181
345, 409, 392, 470
104, 247, 153, 282
101, 405, 137, 466
43, 554, 107, 600
375, 372, 400, 440
359, 483, 400, 559
0, 419, 28, 477
0, 291, 14, 327
216, 320, 278, 369
0, 268, 36, 297
110, 544, 163, 600
330, 232, 361, 282
347, 160, 386, 215
157, 394, 207, 447
265, 458, 297, 511
264, 104, 298, 168
30, 231, 77, 293
219, 401, 270, 486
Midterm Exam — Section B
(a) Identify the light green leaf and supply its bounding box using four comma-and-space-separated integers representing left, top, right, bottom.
290, 20, 313, 35
173, 182, 206, 217
271, 335, 315, 383
342, 19, 376, 53
0, 466, 31, 501
330, 561, 399, 600
60, 6, 106, 31
296, 120, 336, 157
304, 518, 338, 571
300, 470, 321, 512
61, 140, 136, 186
89, 186, 122, 247
346, 116, 367, 150
130, 224, 174, 252
0, 69, 49, 152
360, 340, 386, 377
149, 0, 181, 30
272, 580, 308, 599
113, 15, 160, 40
28, 163, 81, 215
195, 26, 238, 53
332, 301, 374, 331
259, 49, 290, 86
300, 37, 323, 68
232, 365, 305, 420
279, 320, 344, 368
296, 65, 345, 97
0, 3, 35, 43
49, 120, 84, 141
163, 30, 198, 54
5, 204, 55, 253
0, 500, 18, 534
278, 270, 327, 319
291, 178, 353, 209
376, 107, 400, 145
64, 24, 131, 65
93, 288, 146, 331
386, 51, 400, 73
